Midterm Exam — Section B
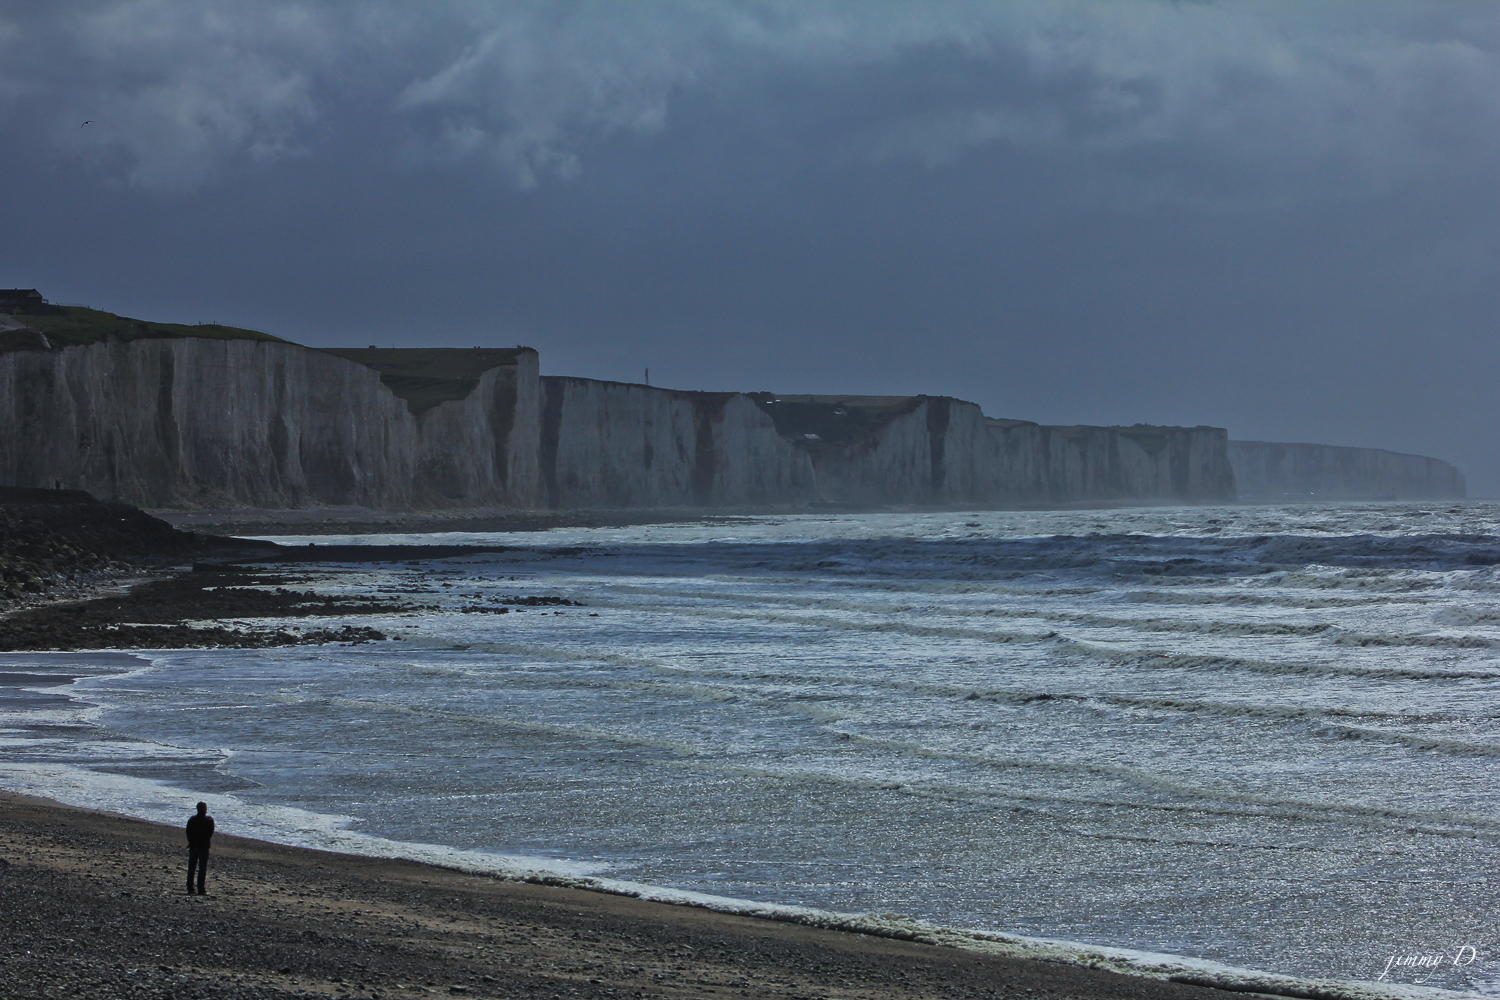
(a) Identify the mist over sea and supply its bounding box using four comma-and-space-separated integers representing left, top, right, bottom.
5, 503, 1500, 995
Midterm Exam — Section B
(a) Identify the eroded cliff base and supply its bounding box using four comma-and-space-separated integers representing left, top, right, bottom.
152, 496, 1270, 540
150, 504, 769, 537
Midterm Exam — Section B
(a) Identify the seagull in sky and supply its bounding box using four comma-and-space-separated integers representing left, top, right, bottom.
80, 120, 92, 127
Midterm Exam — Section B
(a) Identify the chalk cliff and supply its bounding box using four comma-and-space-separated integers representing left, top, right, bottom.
1, 337, 412, 508
982, 420, 1237, 504
323, 347, 542, 509
1229, 441, 1466, 500
538, 378, 815, 508
0, 337, 541, 510
749, 396, 1236, 505
3, 307, 1458, 512
752, 395, 953, 505
0, 330, 1240, 510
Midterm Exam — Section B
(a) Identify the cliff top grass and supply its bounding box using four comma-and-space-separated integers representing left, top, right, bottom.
322, 347, 531, 414
748, 393, 927, 448
0, 306, 287, 354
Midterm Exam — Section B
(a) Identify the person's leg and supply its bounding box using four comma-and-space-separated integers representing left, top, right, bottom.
188, 848, 207, 893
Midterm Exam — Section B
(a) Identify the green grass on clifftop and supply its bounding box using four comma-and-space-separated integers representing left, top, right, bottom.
0, 306, 288, 353
0, 309, 533, 415
322, 347, 529, 414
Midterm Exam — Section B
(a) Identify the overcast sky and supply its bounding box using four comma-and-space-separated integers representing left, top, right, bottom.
3, 1, 1498, 492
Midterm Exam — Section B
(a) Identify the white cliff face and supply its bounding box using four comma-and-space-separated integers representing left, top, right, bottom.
1229, 441, 1466, 500
986, 423, 1238, 503
12, 336, 1415, 513
0, 339, 546, 510
411, 351, 542, 508
540, 377, 702, 508
704, 395, 817, 505
539, 378, 814, 508
784, 398, 1236, 506
0, 338, 419, 508
800, 401, 942, 505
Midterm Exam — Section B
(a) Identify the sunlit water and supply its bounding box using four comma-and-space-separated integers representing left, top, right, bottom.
5, 502, 1500, 995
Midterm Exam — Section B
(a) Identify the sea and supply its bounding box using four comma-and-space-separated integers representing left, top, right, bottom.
4, 502, 1500, 998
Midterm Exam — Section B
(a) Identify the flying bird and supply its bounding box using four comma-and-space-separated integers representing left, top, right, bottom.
80, 120, 92, 127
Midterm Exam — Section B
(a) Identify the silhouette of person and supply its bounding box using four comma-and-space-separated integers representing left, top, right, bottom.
185, 802, 215, 895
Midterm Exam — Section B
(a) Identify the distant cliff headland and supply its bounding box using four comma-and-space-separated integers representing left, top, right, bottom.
1228, 441, 1467, 501
0, 296, 1466, 510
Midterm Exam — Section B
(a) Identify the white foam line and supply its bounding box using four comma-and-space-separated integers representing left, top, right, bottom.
0, 763, 601, 880
0, 762, 1477, 1000
505, 872, 1481, 1000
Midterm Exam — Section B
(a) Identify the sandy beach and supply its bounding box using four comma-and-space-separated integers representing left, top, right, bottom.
0, 791, 1233, 1000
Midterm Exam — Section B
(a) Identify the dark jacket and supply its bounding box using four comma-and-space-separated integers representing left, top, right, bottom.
186, 813, 215, 850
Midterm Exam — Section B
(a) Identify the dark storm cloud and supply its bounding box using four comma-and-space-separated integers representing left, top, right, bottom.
2, 2, 1499, 489
9, 2, 1495, 197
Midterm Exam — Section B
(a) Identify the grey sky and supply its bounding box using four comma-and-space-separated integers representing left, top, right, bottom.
3, 1, 1498, 491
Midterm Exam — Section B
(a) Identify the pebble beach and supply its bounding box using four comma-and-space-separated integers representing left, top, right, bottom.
0, 791, 1227, 1000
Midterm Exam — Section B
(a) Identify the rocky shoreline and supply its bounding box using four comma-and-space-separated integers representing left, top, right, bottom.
0, 564, 406, 652
0, 490, 541, 651
0, 490, 401, 651
0, 487, 224, 603
150, 504, 757, 539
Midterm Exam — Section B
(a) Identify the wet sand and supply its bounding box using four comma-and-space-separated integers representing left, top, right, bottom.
0, 792, 1230, 1000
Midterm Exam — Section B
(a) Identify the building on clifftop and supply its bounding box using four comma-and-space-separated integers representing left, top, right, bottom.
0, 289, 46, 314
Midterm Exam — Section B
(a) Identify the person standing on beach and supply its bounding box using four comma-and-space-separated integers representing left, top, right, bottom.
185, 802, 214, 895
